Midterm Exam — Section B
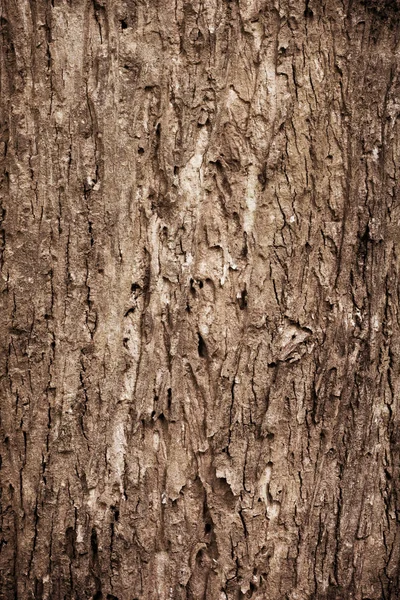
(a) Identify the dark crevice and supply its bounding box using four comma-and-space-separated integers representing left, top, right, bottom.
238, 288, 247, 310
304, 0, 314, 18
65, 526, 76, 560
198, 333, 208, 358
90, 528, 98, 557
167, 388, 172, 410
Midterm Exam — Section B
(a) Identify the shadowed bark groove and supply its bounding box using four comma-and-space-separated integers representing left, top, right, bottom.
1, 0, 400, 599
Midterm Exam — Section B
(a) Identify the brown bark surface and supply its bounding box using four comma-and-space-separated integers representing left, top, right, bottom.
1, 0, 400, 598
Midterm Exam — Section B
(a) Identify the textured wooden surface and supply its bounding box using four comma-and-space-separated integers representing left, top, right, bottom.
1, 0, 400, 598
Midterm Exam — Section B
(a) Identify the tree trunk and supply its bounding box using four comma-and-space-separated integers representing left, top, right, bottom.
1, 0, 400, 598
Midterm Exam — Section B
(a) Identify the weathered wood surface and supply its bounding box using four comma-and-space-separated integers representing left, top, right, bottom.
1, 0, 400, 598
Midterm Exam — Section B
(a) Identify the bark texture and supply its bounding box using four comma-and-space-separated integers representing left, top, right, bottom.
1, 0, 400, 598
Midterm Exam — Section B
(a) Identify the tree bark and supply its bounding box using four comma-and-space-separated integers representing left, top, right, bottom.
1, 0, 400, 598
